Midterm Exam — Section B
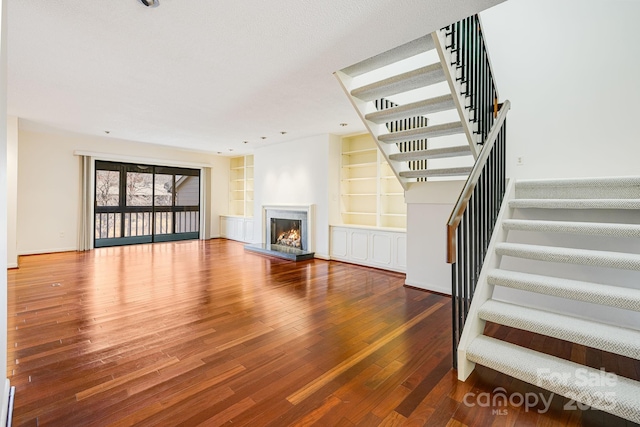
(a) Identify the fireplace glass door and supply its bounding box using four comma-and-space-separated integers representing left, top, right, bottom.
271, 219, 303, 250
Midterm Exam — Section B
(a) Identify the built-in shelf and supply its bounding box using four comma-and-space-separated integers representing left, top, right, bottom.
343, 211, 377, 215
342, 162, 378, 168
228, 155, 254, 217
340, 134, 406, 229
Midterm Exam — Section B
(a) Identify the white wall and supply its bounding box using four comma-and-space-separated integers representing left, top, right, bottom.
328, 134, 342, 227
404, 0, 640, 296
209, 156, 229, 238
17, 124, 225, 254
6, 116, 17, 267
405, 180, 464, 293
481, 0, 640, 179
252, 134, 338, 259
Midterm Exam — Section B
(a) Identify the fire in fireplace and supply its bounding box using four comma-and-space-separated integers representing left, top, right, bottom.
244, 205, 314, 261
271, 219, 303, 249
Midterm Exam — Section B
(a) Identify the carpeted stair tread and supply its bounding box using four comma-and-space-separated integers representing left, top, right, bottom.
350, 63, 445, 101
478, 299, 640, 359
379, 121, 463, 143
515, 176, 640, 199
341, 35, 435, 77
399, 167, 471, 179
502, 219, 640, 238
466, 336, 640, 424
389, 145, 471, 162
509, 199, 640, 210
486, 269, 640, 311
365, 95, 456, 124
495, 242, 640, 271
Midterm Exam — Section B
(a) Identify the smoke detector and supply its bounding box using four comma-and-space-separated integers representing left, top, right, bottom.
138, 0, 159, 7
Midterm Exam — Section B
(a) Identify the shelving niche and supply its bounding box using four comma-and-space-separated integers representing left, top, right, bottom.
228, 155, 254, 217
340, 134, 406, 229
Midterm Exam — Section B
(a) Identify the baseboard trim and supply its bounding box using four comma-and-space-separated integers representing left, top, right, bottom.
19, 247, 77, 256
404, 279, 451, 295
313, 253, 331, 260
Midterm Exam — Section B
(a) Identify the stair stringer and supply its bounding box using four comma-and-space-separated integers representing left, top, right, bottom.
334, 70, 411, 190
432, 29, 479, 158
456, 179, 516, 380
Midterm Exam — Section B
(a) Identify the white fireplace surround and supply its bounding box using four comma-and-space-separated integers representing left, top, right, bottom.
263, 204, 315, 252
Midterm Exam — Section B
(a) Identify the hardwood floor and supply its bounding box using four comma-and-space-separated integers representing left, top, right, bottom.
6, 239, 638, 426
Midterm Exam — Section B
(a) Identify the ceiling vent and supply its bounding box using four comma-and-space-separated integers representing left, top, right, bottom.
138, 0, 159, 7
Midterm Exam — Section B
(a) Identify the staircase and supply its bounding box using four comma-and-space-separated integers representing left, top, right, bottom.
335, 24, 492, 189
337, 12, 640, 423
456, 176, 640, 423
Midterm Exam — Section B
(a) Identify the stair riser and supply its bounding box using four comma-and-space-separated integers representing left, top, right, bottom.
478, 301, 640, 360
379, 124, 463, 143
510, 199, 640, 209
502, 220, 640, 238
365, 97, 456, 124
487, 272, 640, 312
496, 245, 640, 271
351, 65, 445, 102
341, 34, 436, 77
466, 337, 640, 424
389, 147, 471, 162
400, 167, 472, 178
515, 178, 640, 200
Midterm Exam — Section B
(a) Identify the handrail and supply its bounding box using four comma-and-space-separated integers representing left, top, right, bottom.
446, 99, 510, 263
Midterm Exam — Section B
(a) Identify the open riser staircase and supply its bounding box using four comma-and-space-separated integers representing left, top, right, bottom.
335, 16, 498, 189
336, 10, 640, 423
456, 176, 640, 423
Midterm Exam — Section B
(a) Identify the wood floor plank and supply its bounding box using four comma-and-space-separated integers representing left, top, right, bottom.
286, 300, 446, 405
7, 239, 638, 427
75, 356, 180, 400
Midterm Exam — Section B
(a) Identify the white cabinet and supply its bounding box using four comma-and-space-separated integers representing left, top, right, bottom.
330, 225, 406, 273
341, 134, 406, 229
220, 216, 254, 243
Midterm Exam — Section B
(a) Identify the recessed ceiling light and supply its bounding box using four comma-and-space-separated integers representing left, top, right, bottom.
339, 123, 348, 127
243, 141, 249, 144
104, 130, 110, 134
261, 136, 267, 140
228, 148, 234, 152
280, 131, 287, 135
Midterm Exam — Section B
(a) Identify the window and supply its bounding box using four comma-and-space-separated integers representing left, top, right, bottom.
94, 161, 201, 247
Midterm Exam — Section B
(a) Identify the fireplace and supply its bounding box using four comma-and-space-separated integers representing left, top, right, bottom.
244, 205, 315, 261
271, 219, 302, 249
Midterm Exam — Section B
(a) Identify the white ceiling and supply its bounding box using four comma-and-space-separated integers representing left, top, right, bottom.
8, 0, 504, 155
